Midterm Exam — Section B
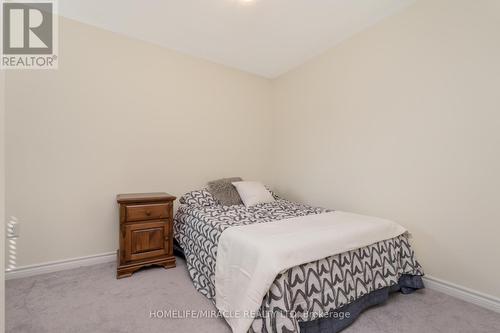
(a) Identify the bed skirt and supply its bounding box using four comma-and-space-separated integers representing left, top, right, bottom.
299, 274, 424, 333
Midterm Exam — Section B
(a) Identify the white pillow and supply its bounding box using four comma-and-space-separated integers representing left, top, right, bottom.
232, 181, 275, 207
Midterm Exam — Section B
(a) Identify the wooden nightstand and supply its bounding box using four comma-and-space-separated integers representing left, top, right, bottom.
116, 192, 176, 278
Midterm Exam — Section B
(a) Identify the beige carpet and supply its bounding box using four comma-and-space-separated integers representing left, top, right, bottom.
6, 257, 500, 333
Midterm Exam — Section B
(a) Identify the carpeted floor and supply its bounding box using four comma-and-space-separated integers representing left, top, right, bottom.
6, 256, 500, 333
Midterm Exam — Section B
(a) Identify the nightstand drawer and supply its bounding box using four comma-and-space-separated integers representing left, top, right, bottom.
125, 203, 170, 222
124, 221, 170, 262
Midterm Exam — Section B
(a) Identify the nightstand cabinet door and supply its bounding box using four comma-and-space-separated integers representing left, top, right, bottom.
124, 221, 169, 262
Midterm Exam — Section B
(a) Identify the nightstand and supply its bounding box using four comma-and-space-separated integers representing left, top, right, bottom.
116, 192, 176, 278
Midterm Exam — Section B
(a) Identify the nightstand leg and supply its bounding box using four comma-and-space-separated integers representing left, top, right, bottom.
117, 272, 133, 279
163, 257, 176, 269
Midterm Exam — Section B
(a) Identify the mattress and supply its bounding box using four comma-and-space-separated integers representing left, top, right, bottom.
173, 191, 424, 333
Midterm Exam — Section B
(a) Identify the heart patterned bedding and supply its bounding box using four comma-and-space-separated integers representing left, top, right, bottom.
173, 189, 424, 333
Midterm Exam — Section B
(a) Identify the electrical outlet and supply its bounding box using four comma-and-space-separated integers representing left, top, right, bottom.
7, 217, 20, 238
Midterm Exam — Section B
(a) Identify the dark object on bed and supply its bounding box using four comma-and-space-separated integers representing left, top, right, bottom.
207, 177, 243, 206
299, 275, 425, 333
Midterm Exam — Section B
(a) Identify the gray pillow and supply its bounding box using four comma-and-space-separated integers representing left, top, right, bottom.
207, 177, 243, 206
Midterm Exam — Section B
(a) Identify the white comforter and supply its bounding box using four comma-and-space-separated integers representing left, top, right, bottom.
215, 211, 407, 333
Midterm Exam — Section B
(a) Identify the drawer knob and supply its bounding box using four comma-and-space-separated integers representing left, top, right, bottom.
145, 210, 152, 216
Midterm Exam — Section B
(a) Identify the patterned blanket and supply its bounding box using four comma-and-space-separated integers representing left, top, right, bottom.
173, 189, 424, 333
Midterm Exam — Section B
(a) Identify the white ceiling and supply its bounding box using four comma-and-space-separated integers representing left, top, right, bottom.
58, 0, 415, 78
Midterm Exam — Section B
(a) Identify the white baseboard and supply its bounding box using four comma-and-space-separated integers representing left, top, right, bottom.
5, 251, 116, 280
423, 275, 500, 313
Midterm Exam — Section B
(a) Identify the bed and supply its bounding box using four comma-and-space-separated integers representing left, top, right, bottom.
173, 188, 424, 333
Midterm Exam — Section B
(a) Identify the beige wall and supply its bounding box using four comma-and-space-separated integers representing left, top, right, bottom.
5, 17, 273, 267
272, 0, 500, 298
